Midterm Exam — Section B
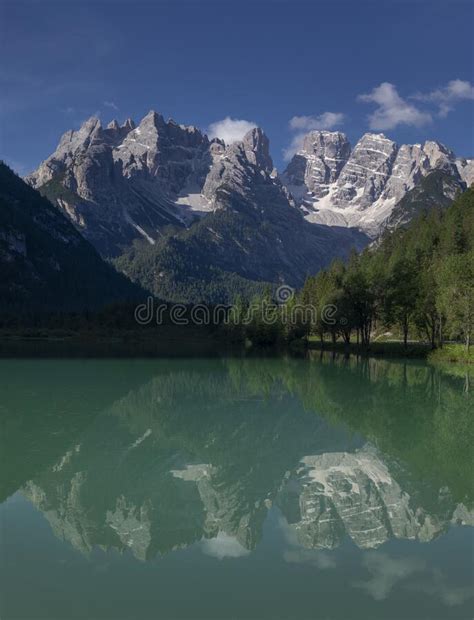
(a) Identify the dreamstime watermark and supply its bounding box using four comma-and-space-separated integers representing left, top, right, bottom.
134, 285, 339, 327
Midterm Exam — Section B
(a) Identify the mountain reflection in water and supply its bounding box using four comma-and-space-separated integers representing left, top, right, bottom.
2, 355, 472, 563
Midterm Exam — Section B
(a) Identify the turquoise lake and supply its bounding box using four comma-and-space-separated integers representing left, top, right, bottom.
1, 355, 472, 619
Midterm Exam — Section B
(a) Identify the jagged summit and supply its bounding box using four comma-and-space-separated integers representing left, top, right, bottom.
284, 131, 351, 201
122, 118, 135, 130
282, 129, 472, 236
240, 127, 273, 172
27, 111, 473, 261
27, 114, 282, 255
27, 110, 214, 254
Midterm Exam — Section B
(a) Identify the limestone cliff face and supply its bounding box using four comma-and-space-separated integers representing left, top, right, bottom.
277, 447, 473, 550
28, 113, 213, 255
282, 131, 470, 237
29, 113, 472, 254
28, 114, 366, 293
27, 113, 471, 296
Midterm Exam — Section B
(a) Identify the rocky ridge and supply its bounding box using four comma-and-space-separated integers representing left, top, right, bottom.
282, 131, 473, 236
29, 111, 473, 257
113, 126, 368, 301
28, 112, 216, 255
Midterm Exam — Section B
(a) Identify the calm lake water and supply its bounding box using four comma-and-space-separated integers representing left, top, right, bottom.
1, 355, 473, 619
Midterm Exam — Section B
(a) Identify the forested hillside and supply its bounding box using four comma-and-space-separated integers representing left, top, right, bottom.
239, 188, 473, 352
0, 163, 144, 313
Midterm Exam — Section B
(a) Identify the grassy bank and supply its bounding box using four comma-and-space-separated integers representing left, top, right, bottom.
307, 337, 473, 363
427, 344, 474, 365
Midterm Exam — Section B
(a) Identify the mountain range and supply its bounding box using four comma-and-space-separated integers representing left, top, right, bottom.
282, 130, 473, 235
2, 109, 472, 306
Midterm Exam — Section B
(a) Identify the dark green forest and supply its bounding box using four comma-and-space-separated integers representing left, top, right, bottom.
0, 163, 143, 312
236, 187, 474, 353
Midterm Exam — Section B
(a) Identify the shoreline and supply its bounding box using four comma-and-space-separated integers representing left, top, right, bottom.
0, 330, 472, 365
306, 339, 473, 364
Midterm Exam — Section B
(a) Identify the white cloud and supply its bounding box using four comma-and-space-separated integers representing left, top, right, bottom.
358, 82, 432, 130
356, 551, 473, 608
103, 100, 119, 111
282, 136, 305, 161
283, 548, 337, 569
283, 111, 345, 161
207, 116, 257, 145
200, 532, 250, 560
353, 552, 425, 601
412, 79, 474, 117
277, 513, 337, 569
289, 112, 345, 132
410, 568, 474, 608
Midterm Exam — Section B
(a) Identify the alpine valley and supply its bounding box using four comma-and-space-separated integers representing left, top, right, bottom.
12, 110, 474, 304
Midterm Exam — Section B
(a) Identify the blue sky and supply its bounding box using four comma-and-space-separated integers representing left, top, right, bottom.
1, 0, 473, 174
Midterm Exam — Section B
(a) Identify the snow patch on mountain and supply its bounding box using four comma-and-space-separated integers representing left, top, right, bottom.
27, 111, 472, 256
282, 130, 472, 237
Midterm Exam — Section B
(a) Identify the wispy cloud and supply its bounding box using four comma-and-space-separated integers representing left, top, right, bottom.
353, 552, 425, 601
103, 100, 119, 111
355, 550, 473, 608
412, 79, 474, 117
358, 82, 432, 131
200, 532, 250, 559
207, 116, 257, 145
289, 112, 345, 132
284, 548, 337, 569
283, 111, 345, 160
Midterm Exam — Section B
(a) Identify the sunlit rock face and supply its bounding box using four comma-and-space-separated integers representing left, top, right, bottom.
277, 446, 473, 550
282, 131, 351, 202
27, 116, 366, 292
27, 115, 298, 257
27, 112, 471, 296
282, 131, 470, 237
27, 112, 213, 255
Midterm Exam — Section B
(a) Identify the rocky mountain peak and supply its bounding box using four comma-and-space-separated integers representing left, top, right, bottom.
241, 127, 273, 172
456, 157, 474, 186
301, 129, 349, 153
80, 116, 101, 132
140, 109, 166, 127
352, 132, 397, 154
283, 130, 352, 201
331, 132, 398, 208
122, 118, 135, 131
103, 118, 135, 145
284, 128, 469, 236
56, 116, 102, 154
422, 140, 458, 174
27, 108, 471, 258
